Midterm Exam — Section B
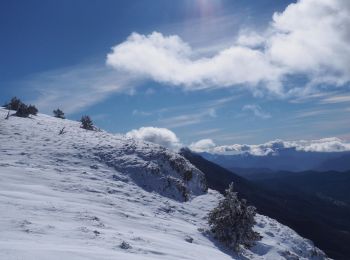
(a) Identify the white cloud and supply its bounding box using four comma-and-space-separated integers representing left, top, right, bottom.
268, 0, 350, 85
158, 108, 217, 128
21, 64, 138, 114
189, 139, 216, 152
289, 137, 350, 153
236, 31, 265, 48
107, 32, 283, 94
125, 126, 350, 154
125, 127, 182, 150
211, 142, 280, 156
320, 94, 350, 104
132, 109, 152, 116
294, 109, 329, 119
15, 0, 350, 115
200, 137, 350, 155
107, 0, 350, 97
242, 104, 271, 119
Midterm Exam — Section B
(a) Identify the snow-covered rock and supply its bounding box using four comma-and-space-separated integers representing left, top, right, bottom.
0, 108, 328, 259
93, 141, 207, 201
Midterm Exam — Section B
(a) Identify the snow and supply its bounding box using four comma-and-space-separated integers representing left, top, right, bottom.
0, 108, 328, 259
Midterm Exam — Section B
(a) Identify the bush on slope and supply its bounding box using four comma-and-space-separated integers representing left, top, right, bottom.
209, 183, 261, 251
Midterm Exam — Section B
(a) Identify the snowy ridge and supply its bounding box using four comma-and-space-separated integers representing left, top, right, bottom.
93, 140, 207, 201
0, 108, 328, 259
0, 108, 206, 201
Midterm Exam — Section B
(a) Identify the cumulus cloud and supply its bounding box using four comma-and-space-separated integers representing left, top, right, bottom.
286, 137, 350, 153
107, 0, 350, 96
107, 32, 283, 94
242, 104, 271, 119
200, 137, 350, 156
189, 139, 216, 152
268, 0, 350, 85
236, 31, 265, 48
125, 126, 350, 155
125, 127, 182, 150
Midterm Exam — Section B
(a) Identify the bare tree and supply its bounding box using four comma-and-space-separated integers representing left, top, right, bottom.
59, 127, 66, 135
5, 111, 10, 120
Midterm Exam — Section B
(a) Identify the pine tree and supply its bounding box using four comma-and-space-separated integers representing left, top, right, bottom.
27, 105, 38, 116
53, 108, 65, 119
15, 103, 30, 117
4, 97, 38, 118
208, 183, 261, 251
80, 115, 94, 130
4, 97, 22, 111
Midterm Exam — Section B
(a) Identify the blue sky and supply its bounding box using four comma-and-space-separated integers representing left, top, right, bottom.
1, 0, 350, 147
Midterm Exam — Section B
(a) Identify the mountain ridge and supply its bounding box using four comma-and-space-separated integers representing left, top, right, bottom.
0, 108, 328, 259
181, 148, 350, 259
200, 149, 350, 173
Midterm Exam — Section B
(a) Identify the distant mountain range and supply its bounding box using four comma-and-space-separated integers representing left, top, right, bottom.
200, 149, 350, 174
181, 148, 350, 260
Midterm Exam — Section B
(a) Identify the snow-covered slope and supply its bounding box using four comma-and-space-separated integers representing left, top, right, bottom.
0, 108, 328, 259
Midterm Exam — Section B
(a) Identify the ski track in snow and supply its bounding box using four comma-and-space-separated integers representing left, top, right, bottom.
0, 108, 328, 260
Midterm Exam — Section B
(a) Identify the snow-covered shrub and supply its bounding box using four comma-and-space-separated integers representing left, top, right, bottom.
208, 183, 261, 251
183, 170, 193, 182
120, 241, 132, 249
53, 108, 65, 119
4, 97, 38, 117
15, 104, 30, 118
14, 104, 38, 117
27, 105, 38, 116
80, 115, 94, 130
185, 236, 194, 243
4, 97, 22, 111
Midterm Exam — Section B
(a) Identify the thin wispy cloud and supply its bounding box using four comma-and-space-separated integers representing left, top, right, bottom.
191, 128, 221, 136
160, 13, 246, 55
293, 106, 349, 119
19, 63, 139, 114
305, 118, 350, 133
242, 104, 271, 119
131, 96, 236, 123
320, 95, 350, 104
158, 108, 216, 128
208, 132, 254, 143
160, 96, 236, 114
132, 109, 153, 117
289, 92, 334, 104
294, 110, 328, 119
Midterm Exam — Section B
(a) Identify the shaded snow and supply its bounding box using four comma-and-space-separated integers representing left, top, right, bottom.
0, 108, 328, 259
